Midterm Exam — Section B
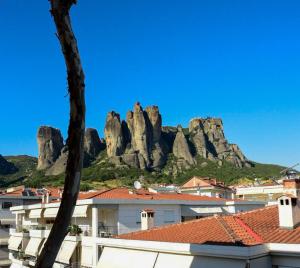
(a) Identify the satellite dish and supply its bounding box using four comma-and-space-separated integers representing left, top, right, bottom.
134, 181, 142, 190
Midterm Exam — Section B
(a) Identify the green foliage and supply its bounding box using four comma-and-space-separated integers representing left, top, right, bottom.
68, 224, 82, 236
0, 154, 289, 190
0, 155, 37, 187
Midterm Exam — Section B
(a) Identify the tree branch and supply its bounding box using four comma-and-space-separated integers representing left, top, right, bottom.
35, 0, 85, 267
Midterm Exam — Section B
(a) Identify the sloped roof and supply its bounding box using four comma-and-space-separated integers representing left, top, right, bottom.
79, 188, 234, 202
181, 176, 229, 190
117, 206, 300, 245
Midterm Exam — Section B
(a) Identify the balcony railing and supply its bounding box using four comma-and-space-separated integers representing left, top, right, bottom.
98, 225, 118, 238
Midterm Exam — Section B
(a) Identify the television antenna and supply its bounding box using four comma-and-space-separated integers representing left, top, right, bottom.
280, 163, 299, 174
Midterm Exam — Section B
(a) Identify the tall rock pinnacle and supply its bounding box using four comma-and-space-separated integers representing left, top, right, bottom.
37, 126, 64, 170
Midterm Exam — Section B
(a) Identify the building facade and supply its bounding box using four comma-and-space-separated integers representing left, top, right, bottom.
97, 184, 300, 268
8, 188, 265, 268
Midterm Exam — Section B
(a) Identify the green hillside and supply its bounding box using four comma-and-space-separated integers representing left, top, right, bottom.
0, 153, 288, 190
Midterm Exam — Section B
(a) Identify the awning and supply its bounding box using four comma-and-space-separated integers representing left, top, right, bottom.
12, 210, 26, 214
44, 207, 59, 218
73, 205, 88, 218
0, 259, 11, 267
0, 218, 15, 225
29, 209, 43, 219
97, 247, 158, 268
81, 245, 93, 267
155, 253, 194, 268
25, 237, 43, 256
56, 240, 78, 264
154, 253, 246, 268
0, 238, 9, 245
181, 206, 223, 217
8, 236, 22, 251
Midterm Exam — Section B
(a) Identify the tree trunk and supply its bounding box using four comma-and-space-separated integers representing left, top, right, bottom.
35, 0, 85, 267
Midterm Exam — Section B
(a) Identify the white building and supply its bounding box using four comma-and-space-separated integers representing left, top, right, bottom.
235, 178, 300, 202
179, 176, 235, 199
8, 187, 264, 268
0, 186, 60, 268
97, 180, 300, 268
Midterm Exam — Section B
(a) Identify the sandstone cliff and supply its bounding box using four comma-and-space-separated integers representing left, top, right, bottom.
37, 126, 105, 175
37, 103, 251, 176
37, 126, 64, 170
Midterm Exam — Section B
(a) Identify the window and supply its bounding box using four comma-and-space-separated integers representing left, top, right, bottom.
164, 210, 175, 223
292, 198, 297, 206
0, 224, 10, 229
280, 200, 284, 205
285, 199, 289, 205
2, 202, 12, 209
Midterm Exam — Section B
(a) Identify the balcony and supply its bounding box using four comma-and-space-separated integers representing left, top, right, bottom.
29, 225, 51, 238
11, 251, 30, 267
98, 225, 118, 238
9, 228, 29, 238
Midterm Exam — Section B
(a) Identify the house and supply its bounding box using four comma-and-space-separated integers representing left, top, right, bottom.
8, 187, 265, 268
0, 186, 61, 268
235, 177, 300, 202
180, 176, 234, 199
97, 181, 300, 268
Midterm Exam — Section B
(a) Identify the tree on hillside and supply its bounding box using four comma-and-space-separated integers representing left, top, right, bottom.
35, 0, 85, 267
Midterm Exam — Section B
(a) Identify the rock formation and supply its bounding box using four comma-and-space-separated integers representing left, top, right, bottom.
104, 104, 251, 170
45, 146, 68, 176
84, 128, 104, 159
37, 126, 64, 170
172, 126, 195, 166
38, 126, 105, 175
37, 102, 252, 176
104, 103, 167, 170
0, 155, 18, 175
104, 112, 125, 157
189, 118, 251, 167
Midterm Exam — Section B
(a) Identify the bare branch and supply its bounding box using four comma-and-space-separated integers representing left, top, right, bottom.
35, 0, 85, 267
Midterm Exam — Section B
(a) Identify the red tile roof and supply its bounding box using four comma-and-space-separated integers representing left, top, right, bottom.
117, 206, 300, 245
0, 187, 61, 198
181, 176, 229, 190
79, 188, 234, 202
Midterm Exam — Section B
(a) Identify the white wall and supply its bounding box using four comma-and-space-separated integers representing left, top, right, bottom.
118, 204, 181, 234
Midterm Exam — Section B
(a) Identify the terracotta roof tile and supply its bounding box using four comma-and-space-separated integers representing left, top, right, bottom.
117, 205, 300, 245
86, 188, 234, 202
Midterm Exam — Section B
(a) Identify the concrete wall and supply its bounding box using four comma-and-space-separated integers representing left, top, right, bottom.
118, 204, 181, 234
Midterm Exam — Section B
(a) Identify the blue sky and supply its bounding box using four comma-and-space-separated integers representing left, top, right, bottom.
0, 0, 300, 168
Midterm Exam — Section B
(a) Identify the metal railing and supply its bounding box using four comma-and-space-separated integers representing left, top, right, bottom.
98, 225, 118, 238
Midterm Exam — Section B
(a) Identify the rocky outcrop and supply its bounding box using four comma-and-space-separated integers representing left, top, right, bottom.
189, 118, 251, 167
104, 112, 125, 157
0, 155, 18, 175
172, 126, 195, 165
130, 103, 151, 166
37, 103, 251, 176
104, 103, 167, 170
38, 127, 105, 175
37, 126, 64, 170
84, 128, 104, 160
45, 146, 68, 176
103, 103, 251, 170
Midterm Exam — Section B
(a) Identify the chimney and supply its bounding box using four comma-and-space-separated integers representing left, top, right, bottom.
278, 194, 300, 229
283, 178, 300, 197
41, 194, 46, 204
45, 192, 50, 203
141, 209, 155, 230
